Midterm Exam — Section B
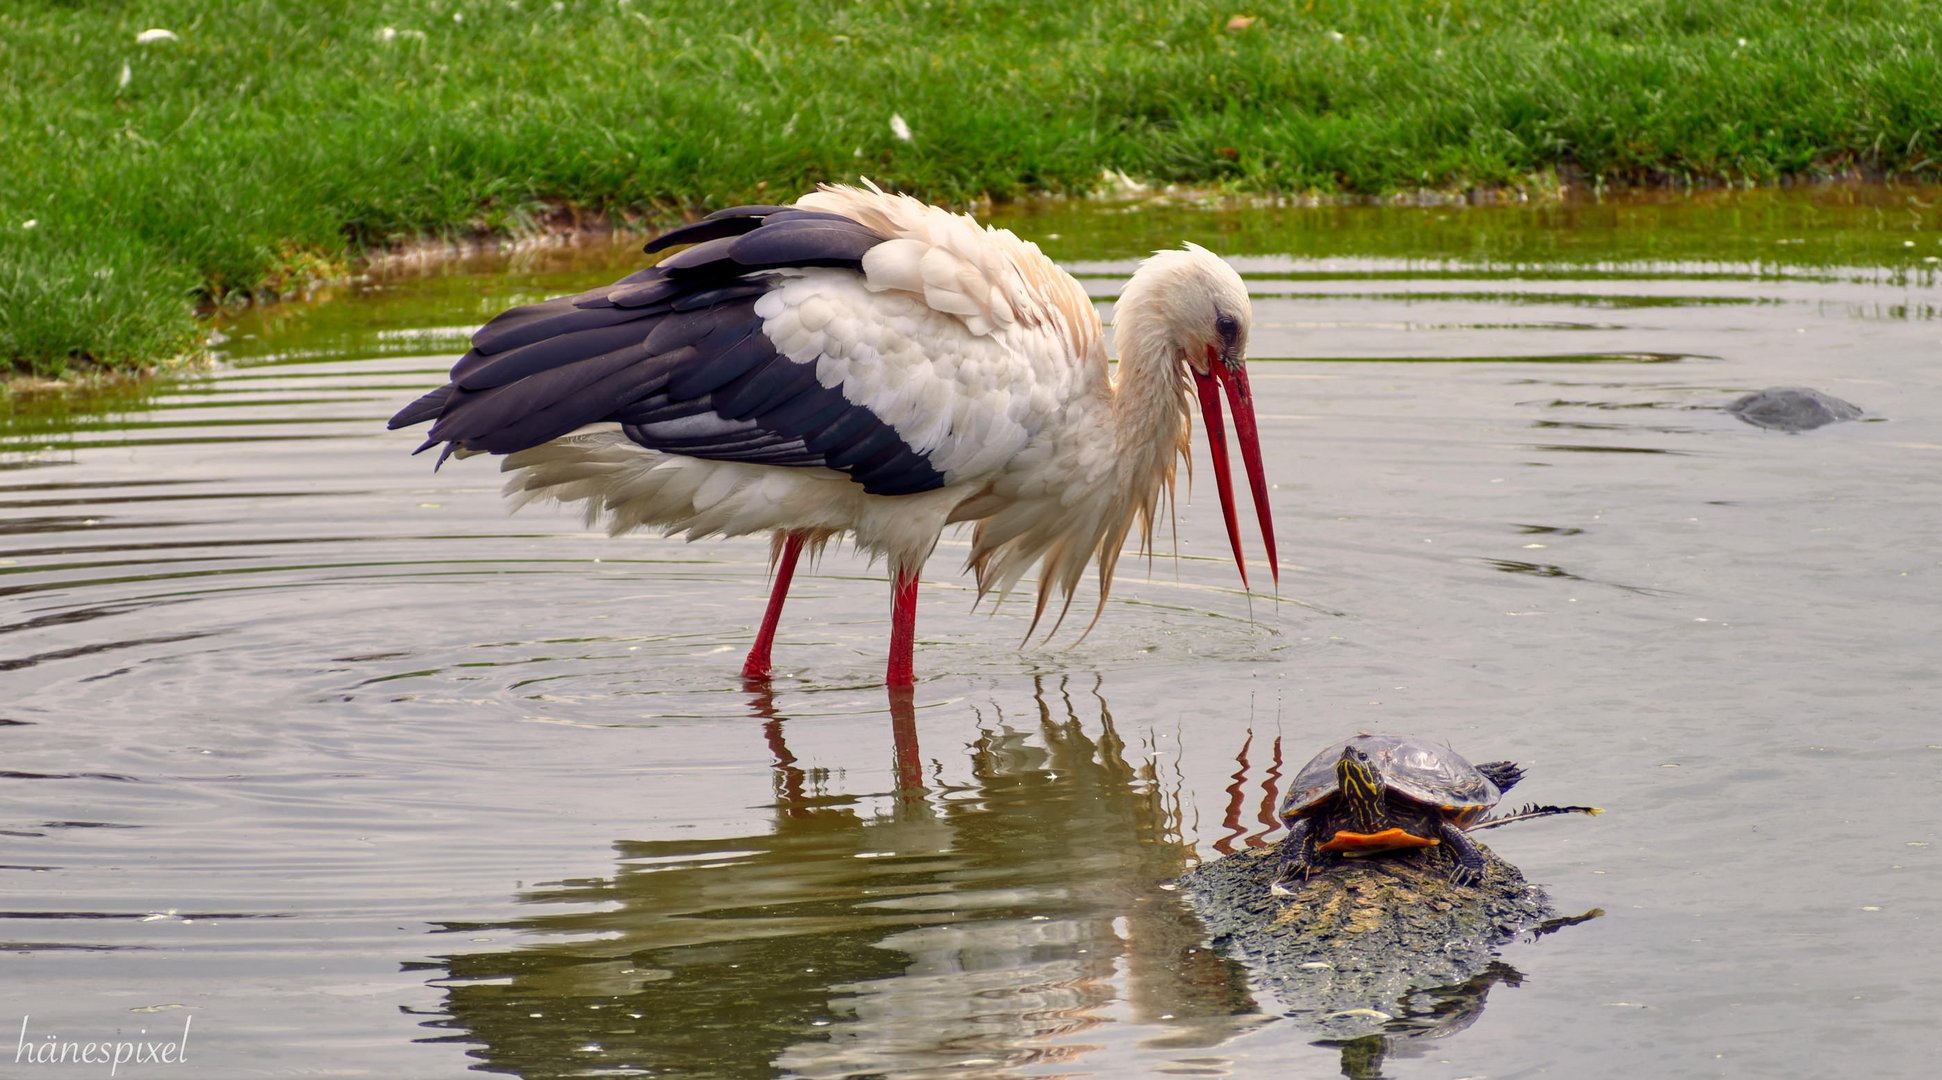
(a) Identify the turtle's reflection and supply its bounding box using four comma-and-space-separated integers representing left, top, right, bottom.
1319, 916, 1584, 1080
417, 677, 1262, 1077
1324, 962, 1520, 1080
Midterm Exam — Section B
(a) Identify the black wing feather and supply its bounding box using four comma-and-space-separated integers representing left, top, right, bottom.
756, 385, 851, 434
802, 410, 888, 461
460, 346, 685, 455
639, 207, 858, 255
712, 352, 821, 419
722, 218, 887, 269
639, 215, 769, 255
821, 425, 907, 472
670, 281, 769, 312
471, 299, 644, 357
453, 319, 657, 391
425, 344, 666, 450
605, 276, 684, 309
654, 235, 742, 272
388, 384, 454, 431
704, 203, 795, 220
389, 203, 948, 497
666, 322, 771, 399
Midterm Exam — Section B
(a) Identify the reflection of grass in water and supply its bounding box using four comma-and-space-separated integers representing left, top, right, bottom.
1250, 290, 1777, 309
1279, 352, 1713, 364
1031, 190, 1942, 274
0, 374, 186, 459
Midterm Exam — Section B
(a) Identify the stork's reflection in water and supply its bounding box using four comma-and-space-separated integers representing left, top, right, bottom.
416, 677, 1263, 1078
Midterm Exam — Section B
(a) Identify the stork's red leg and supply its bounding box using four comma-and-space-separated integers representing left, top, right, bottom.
885, 570, 919, 688
742, 533, 806, 681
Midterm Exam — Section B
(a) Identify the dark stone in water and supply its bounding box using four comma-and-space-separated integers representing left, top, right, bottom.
1177, 839, 1586, 1049
1726, 386, 1863, 431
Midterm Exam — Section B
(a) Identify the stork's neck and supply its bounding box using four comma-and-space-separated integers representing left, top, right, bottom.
1108, 320, 1194, 514
954, 286, 1193, 621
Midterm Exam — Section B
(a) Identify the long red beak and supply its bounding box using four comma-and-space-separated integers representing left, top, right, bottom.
1193, 360, 1279, 589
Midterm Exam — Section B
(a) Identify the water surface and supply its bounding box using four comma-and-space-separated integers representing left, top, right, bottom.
4, 188, 1940, 1078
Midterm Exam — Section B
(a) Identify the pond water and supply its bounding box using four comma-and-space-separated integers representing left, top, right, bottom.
4, 188, 1939, 1079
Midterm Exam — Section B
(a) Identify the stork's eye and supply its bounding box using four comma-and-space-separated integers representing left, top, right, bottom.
1215, 312, 1240, 342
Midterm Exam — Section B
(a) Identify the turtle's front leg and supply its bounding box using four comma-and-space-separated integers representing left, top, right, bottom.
1270, 818, 1318, 898
1439, 820, 1487, 887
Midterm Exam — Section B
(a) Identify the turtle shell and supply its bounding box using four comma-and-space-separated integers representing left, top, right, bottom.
1280, 733, 1502, 826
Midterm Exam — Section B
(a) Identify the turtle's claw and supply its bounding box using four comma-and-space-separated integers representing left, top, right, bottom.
1448, 864, 1482, 888
1270, 818, 1315, 900
1269, 863, 1313, 899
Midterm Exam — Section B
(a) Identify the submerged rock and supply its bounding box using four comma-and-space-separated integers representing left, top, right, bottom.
1726, 386, 1863, 431
1178, 839, 1580, 1047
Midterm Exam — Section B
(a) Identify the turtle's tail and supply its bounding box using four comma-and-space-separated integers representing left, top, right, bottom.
1475, 759, 1526, 794
1469, 803, 1602, 831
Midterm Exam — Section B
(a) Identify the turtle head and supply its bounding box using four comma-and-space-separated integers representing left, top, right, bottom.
1336, 745, 1387, 834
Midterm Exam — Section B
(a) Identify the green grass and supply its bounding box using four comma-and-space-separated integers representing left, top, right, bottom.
4, 0, 1941, 377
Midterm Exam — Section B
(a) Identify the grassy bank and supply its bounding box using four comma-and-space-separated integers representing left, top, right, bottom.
4, 1, 1940, 377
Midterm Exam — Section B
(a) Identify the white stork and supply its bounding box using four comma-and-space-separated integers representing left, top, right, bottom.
390, 182, 1277, 687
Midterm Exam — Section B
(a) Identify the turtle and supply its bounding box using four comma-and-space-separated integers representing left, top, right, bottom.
1725, 386, 1862, 432
1271, 733, 1597, 895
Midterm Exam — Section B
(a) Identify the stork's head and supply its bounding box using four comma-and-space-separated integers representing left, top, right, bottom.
1117, 244, 1277, 588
